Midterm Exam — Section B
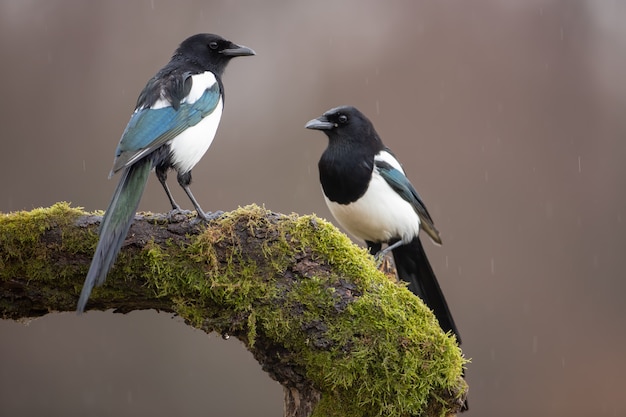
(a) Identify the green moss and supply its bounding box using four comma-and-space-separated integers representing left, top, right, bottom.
0, 202, 90, 283
158, 204, 467, 417
1, 203, 467, 415
0, 203, 82, 255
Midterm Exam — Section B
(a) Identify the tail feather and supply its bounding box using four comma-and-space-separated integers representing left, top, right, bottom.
392, 237, 468, 411
392, 237, 461, 344
77, 159, 152, 313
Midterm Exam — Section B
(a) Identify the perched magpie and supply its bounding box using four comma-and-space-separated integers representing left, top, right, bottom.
77, 34, 255, 313
305, 105, 461, 344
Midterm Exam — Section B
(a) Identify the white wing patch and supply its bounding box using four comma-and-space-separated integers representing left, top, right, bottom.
148, 71, 218, 110
182, 71, 218, 105
169, 95, 223, 174
374, 150, 405, 173
150, 72, 222, 174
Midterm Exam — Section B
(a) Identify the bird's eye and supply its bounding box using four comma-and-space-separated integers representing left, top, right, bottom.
209, 42, 219, 50
338, 114, 348, 124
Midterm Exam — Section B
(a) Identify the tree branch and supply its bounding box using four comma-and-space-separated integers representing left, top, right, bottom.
0, 203, 468, 417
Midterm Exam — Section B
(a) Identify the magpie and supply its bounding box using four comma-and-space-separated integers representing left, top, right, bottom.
305, 105, 461, 344
76, 33, 255, 313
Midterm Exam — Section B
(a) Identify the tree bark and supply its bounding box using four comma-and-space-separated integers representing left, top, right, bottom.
0, 203, 468, 417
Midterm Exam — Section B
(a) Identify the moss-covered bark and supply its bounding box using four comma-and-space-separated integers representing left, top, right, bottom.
0, 203, 468, 417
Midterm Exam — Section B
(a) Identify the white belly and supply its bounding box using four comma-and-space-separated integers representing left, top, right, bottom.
169, 96, 223, 174
325, 171, 421, 244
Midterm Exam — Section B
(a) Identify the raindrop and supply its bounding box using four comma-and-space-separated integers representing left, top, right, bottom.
375, 100, 380, 115
484, 170, 489, 183
578, 156, 582, 173
532, 335, 538, 353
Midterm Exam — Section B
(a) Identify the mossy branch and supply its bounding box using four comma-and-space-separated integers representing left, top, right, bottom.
0, 203, 468, 417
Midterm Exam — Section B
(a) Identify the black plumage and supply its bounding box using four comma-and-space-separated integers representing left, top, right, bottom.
305, 105, 461, 344
77, 34, 254, 313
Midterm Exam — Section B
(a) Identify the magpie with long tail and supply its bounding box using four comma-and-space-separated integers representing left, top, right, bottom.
305, 105, 462, 344
77, 34, 255, 313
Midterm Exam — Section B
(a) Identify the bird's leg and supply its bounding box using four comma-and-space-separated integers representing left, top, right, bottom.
177, 170, 222, 222
367, 241, 393, 274
155, 165, 182, 211
157, 166, 193, 221
374, 239, 406, 265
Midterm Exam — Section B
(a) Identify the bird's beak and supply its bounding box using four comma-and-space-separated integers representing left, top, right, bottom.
221, 43, 256, 57
305, 116, 334, 130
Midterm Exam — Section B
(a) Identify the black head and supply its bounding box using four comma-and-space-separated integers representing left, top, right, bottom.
174, 33, 255, 77
305, 105, 384, 151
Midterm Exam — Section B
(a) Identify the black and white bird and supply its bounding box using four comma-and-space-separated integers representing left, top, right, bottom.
305, 105, 461, 344
77, 34, 255, 313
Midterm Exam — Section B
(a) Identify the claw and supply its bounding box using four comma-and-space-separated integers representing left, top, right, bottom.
373, 246, 393, 266
191, 210, 224, 225
166, 208, 193, 222
205, 210, 224, 221
374, 251, 386, 267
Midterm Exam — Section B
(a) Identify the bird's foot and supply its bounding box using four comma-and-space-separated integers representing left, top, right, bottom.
373, 247, 393, 267
191, 210, 224, 225
166, 208, 194, 222
373, 240, 406, 268
373, 248, 397, 278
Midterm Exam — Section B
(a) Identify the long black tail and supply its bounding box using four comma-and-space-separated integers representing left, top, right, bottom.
76, 158, 152, 313
392, 237, 468, 411
391, 237, 461, 344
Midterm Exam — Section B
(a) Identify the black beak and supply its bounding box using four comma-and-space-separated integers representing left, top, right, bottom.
305, 116, 334, 130
221, 43, 256, 57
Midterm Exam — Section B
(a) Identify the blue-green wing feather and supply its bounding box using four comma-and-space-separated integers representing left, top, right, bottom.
112, 81, 221, 172
375, 160, 441, 243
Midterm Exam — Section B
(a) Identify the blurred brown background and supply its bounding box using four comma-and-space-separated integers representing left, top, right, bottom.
1, 1, 625, 416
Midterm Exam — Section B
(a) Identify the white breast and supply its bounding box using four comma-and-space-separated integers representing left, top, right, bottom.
169, 96, 223, 174
168, 72, 223, 174
325, 169, 421, 244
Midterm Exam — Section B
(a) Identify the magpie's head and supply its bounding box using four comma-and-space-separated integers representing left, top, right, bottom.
175, 33, 255, 76
305, 105, 384, 150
